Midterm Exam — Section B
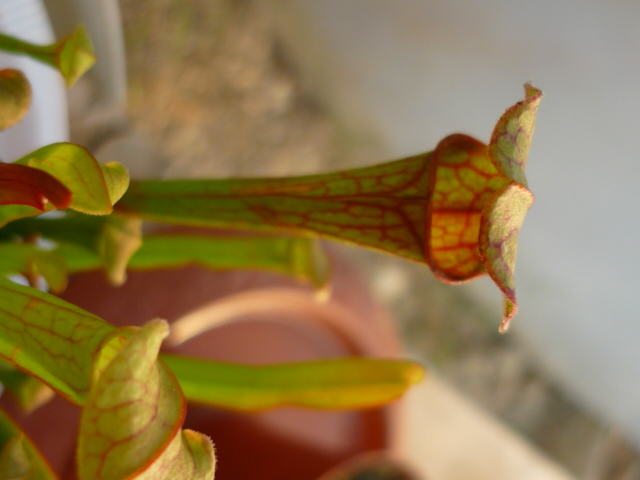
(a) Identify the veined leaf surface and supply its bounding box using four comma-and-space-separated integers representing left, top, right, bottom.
0, 277, 113, 404
77, 320, 215, 480
118, 85, 542, 331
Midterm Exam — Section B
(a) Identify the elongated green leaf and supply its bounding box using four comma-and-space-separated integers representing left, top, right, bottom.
77, 320, 215, 480
162, 354, 424, 411
0, 277, 424, 411
0, 69, 30, 130
0, 408, 58, 480
118, 156, 431, 263
3, 212, 330, 288
127, 234, 329, 289
118, 85, 542, 330
0, 277, 113, 404
0, 26, 95, 87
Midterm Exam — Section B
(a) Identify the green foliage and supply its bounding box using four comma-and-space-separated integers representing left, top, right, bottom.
163, 355, 424, 411
0, 25, 541, 480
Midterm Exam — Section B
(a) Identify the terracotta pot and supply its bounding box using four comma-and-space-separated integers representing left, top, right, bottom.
3, 244, 406, 480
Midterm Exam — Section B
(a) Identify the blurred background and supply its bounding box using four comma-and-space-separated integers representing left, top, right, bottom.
8, 0, 640, 478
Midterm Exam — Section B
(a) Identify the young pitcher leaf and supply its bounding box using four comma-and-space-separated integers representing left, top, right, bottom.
0, 163, 71, 211
15, 143, 118, 214
77, 320, 215, 480
161, 354, 425, 410
96, 214, 142, 285
0, 408, 58, 480
0, 69, 31, 130
0, 277, 114, 404
0, 26, 95, 88
114, 85, 542, 330
54, 25, 96, 88
118, 155, 432, 263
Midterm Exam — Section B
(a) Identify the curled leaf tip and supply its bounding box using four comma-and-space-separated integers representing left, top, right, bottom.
489, 83, 542, 188
498, 299, 517, 334
100, 162, 130, 206
479, 181, 534, 334
56, 25, 96, 87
